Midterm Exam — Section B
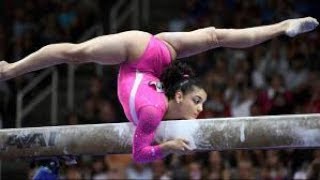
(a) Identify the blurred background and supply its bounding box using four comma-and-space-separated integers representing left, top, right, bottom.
0, 0, 320, 179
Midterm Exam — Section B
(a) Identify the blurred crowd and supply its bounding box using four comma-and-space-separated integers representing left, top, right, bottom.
1, 0, 320, 179
0, 0, 102, 124
28, 150, 320, 179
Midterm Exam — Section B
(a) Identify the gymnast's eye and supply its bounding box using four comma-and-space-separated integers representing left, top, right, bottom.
193, 97, 202, 104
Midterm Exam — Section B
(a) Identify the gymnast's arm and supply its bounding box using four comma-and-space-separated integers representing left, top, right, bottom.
133, 105, 191, 163
156, 17, 319, 58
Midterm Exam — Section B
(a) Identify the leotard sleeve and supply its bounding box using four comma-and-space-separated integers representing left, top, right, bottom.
132, 105, 165, 163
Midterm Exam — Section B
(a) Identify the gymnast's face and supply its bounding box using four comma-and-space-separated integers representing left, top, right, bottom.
174, 86, 207, 119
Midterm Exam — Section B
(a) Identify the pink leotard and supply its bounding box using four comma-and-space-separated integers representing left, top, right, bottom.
117, 36, 172, 163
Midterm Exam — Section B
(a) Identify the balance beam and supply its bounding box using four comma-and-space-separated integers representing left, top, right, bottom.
0, 114, 320, 160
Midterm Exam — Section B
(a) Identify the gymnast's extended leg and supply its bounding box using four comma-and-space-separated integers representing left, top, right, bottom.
155, 17, 319, 59
0, 31, 151, 81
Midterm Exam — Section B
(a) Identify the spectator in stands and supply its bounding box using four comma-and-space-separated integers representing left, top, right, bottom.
151, 159, 170, 179
233, 159, 255, 179
285, 53, 308, 91
205, 151, 231, 180
126, 162, 153, 179
90, 157, 108, 180
305, 73, 320, 113
257, 74, 293, 115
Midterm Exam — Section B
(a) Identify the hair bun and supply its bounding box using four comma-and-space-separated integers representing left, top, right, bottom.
160, 61, 197, 99
161, 61, 194, 84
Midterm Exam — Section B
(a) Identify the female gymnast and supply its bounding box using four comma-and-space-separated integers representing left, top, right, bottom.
0, 17, 318, 163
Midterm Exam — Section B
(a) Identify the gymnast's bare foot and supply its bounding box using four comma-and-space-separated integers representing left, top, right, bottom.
285, 17, 319, 37
0, 61, 12, 81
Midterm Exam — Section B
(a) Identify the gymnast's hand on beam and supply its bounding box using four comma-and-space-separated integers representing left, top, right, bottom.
285, 17, 319, 37
160, 138, 193, 156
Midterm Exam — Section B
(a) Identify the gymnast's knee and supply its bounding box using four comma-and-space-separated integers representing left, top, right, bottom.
0, 61, 12, 80
200, 26, 219, 47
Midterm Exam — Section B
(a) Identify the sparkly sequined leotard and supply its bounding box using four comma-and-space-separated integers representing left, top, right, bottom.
117, 36, 172, 163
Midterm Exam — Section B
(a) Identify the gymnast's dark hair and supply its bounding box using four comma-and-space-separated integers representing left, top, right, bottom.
160, 60, 204, 100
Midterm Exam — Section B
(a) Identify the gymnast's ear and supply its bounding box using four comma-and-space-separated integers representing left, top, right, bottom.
174, 90, 184, 104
